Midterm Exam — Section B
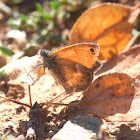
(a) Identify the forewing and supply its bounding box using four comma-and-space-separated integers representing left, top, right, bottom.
51, 41, 102, 71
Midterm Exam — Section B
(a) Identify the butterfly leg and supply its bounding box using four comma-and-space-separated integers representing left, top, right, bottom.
28, 85, 32, 107
43, 91, 76, 108
58, 92, 75, 102
49, 90, 66, 103
23, 65, 33, 107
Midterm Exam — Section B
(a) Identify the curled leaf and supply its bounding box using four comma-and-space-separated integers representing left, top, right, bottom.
80, 73, 140, 122
96, 44, 140, 78
69, 3, 140, 60
0, 55, 43, 85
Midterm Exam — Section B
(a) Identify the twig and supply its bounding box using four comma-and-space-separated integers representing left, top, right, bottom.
0, 1, 19, 17
123, 32, 140, 52
26, 102, 42, 140
0, 95, 31, 108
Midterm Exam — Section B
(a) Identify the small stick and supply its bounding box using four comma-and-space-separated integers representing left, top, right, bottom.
26, 102, 42, 140
123, 32, 140, 52
0, 1, 19, 17
0, 95, 31, 108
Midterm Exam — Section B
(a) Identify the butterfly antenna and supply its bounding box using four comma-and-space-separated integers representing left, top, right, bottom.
28, 62, 44, 74
29, 65, 46, 85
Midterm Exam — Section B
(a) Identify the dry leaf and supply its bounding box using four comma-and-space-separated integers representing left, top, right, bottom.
0, 55, 43, 85
69, 3, 140, 60
96, 44, 140, 78
80, 73, 140, 122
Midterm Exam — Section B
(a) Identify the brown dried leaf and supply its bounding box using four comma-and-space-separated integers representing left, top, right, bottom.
69, 3, 140, 60
96, 44, 140, 78
80, 73, 140, 122
0, 55, 43, 85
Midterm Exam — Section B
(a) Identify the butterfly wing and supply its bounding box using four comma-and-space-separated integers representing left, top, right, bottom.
51, 41, 102, 72
48, 58, 93, 93
39, 41, 102, 93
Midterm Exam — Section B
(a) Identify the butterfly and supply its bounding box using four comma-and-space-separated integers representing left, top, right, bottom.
38, 41, 102, 94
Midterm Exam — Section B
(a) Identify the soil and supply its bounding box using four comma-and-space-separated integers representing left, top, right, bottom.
0, 0, 140, 140
0, 69, 84, 139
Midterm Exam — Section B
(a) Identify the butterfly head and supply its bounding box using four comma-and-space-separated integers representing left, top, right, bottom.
38, 49, 51, 68
38, 49, 51, 58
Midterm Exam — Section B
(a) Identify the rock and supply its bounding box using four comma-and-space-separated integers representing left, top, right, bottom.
3, 121, 13, 129
7, 30, 26, 41
16, 134, 25, 140
52, 115, 103, 140
115, 124, 140, 140
19, 121, 28, 134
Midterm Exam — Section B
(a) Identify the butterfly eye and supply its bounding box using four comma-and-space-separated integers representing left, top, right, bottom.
38, 49, 45, 56
38, 49, 42, 56
38, 49, 50, 58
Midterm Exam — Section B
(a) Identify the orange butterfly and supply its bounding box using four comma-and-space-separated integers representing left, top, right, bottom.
38, 41, 102, 93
